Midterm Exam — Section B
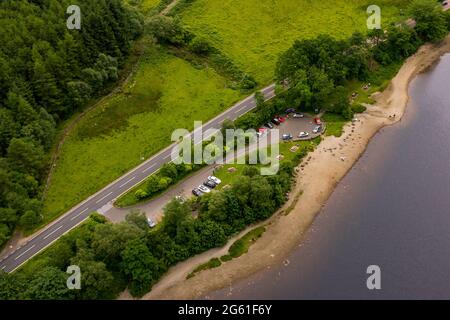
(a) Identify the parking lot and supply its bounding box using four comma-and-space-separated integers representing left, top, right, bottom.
274, 114, 324, 141
105, 113, 324, 224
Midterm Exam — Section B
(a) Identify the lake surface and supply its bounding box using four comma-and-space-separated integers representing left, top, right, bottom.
209, 54, 450, 300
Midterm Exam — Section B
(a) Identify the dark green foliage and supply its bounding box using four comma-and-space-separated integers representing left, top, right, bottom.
24, 267, 74, 300
0, 0, 143, 247
373, 25, 422, 65
3, 132, 303, 300
408, 0, 448, 42
146, 15, 191, 46
275, 34, 367, 116
121, 238, 165, 296
0, 272, 27, 300
125, 210, 150, 231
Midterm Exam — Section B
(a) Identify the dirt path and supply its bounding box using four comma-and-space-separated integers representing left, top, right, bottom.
137, 35, 450, 300
160, 0, 180, 16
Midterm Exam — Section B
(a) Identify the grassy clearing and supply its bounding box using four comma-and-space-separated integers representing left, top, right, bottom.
187, 226, 266, 279
214, 139, 319, 187
322, 114, 348, 138
42, 44, 242, 227
220, 226, 266, 262
322, 59, 405, 138
187, 258, 222, 279
126, 0, 161, 14
180, 0, 409, 83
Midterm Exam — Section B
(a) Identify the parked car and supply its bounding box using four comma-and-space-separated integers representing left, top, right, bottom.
257, 128, 268, 138
298, 132, 309, 138
203, 180, 217, 189
208, 176, 222, 185
313, 125, 322, 134
314, 117, 322, 125
198, 185, 211, 193
282, 133, 293, 141
271, 118, 281, 126
277, 116, 286, 123
147, 217, 156, 228
192, 188, 202, 197
293, 113, 304, 118
285, 108, 296, 114
265, 122, 274, 129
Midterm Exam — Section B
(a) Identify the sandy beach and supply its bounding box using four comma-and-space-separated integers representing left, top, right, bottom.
130, 35, 450, 300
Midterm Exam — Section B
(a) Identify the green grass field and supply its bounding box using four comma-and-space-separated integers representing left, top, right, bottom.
42, 44, 242, 225
126, 0, 161, 14
180, 0, 409, 83
213, 138, 319, 187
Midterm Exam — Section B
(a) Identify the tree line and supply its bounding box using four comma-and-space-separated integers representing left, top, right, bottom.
0, 150, 310, 298
275, 0, 450, 120
0, 0, 143, 246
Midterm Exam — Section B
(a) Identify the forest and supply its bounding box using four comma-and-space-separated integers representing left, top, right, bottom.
1, 0, 450, 300
0, 0, 143, 246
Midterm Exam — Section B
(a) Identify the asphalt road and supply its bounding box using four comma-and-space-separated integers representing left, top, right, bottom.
0, 83, 276, 273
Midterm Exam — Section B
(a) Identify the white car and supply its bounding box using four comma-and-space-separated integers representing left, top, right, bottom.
198, 185, 211, 193
208, 176, 222, 185
293, 113, 304, 118
298, 132, 309, 138
147, 218, 156, 228
313, 125, 322, 134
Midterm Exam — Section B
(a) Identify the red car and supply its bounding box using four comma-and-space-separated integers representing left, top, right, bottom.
314, 117, 322, 125
277, 116, 286, 123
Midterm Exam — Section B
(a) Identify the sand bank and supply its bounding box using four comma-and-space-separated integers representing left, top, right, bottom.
135, 35, 450, 300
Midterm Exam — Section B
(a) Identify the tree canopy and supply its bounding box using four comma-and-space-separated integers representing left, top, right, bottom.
0, 0, 143, 246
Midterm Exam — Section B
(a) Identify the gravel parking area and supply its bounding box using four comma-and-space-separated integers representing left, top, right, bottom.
274, 115, 324, 141
106, 114, 324, 223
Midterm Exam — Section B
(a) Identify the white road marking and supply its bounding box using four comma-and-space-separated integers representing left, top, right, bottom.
14, 244, 35, 261
96, 192, 112, 204
119, 176, 136, 188
43, 225, 63, 240
70, 207, 89, 221
1, 266, 5, 270
143, 163, 156, 173
98, 203, 114, 215
234, 104, 251, 114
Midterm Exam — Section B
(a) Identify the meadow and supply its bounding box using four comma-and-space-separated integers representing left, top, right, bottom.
126, 0, 161, 14
213, 138, 321, 188
180, 0, 409, 83
42, 44, 242, 224
42, 0, 408, 226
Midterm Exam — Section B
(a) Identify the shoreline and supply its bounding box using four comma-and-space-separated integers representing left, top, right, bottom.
133, 35, 450, 300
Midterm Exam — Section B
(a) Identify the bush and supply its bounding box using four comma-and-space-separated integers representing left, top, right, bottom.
135, 189, 148, 200
146, 16, 190, 46
189, 37, 212, 55
19, 210, 42, 230
352, 104, 367, 114
158, 177, 172, 190
160, 163, 178, 180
